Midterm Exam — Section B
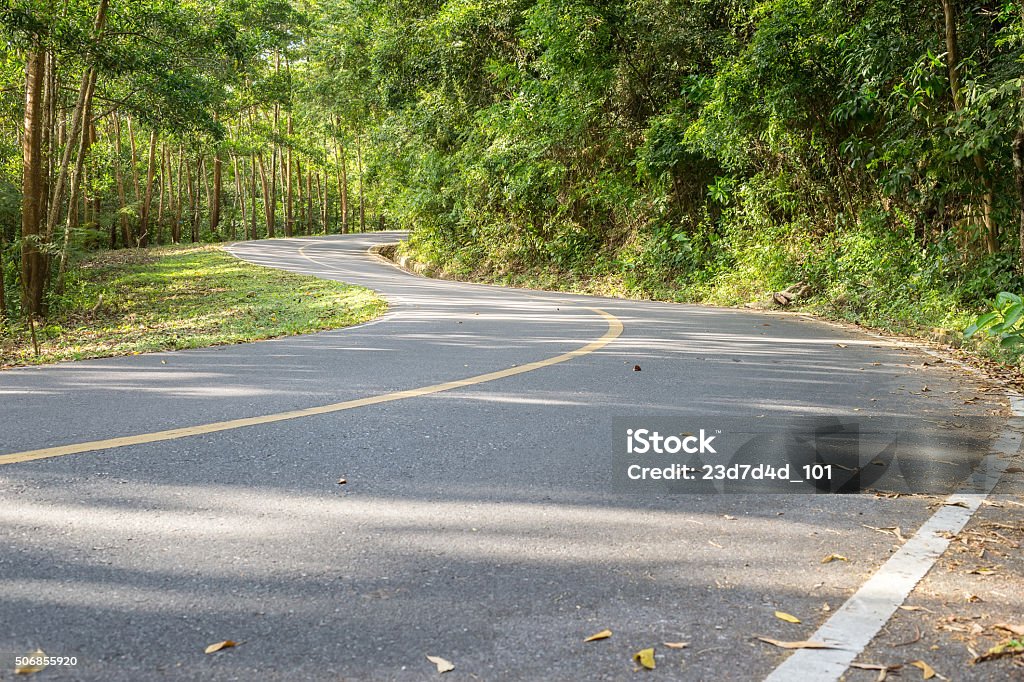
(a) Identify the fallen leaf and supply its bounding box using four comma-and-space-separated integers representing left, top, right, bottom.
336, 478, 347, 485
836, 343, 848, 348
862, 525, 906, 542
899, 605, 932, 613
663, 642, 688, 649
993, 623, 1024, 636
1004, 466, 1024, 474
822, 603, 831, 612
972, 638, 1024, 663
774, 611, 801, 624
852, 662, 902, 682
633, 647, 656, 670
204, 640, 236, 654
584, 629, 612, 642
821, 553, 849, 563
633, 365, 642, 372
426, 655, 455, 674
968, 566, 997, 575
909, 660, 936, 679
851, 663, 900, 671
14, 649, 46, 675
756, 637, 838, 650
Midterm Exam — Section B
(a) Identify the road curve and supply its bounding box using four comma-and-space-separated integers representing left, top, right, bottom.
0, 233, 1006, 680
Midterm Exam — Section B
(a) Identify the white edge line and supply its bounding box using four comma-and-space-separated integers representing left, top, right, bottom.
764, 394, 1024, 681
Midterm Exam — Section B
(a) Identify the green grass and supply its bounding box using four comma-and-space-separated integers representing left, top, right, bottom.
401, 228, 1022, 371
0, 244, 386, 367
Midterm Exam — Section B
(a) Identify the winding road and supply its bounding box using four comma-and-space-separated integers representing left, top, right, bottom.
0, 233, 1016, 680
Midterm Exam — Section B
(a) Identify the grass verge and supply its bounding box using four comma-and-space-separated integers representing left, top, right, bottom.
396, 234, 1023, 388
0, 244, 386, 368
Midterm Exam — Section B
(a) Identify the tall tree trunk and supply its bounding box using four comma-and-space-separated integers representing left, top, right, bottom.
233, 153, 246, 241
0, 241, 6, 323
270, 50, 281, 236
356, 133, 365, 232
295, 157, 304, 236
87, 123, 100, 226
156, 142, 168, 245
1017, 8, 1024, 272
138, 129, 157, 247
112, 115, 132, 246
249, 157, 259, 240
47, 64, 98, 241
257, 154, 275, 237
186, 155, 197, 243
335, 134, 348, 234
317, 170, 328, 231
174, 146, 184, 243
270, 145, 278, 236
313, 169, 323, 232
1015, 128, 1024, 273
942, 0, 996, 253
127, 116, 142, 211
56, 92, 97, 291
211, 150, 222, 236
163, 144, 174, 243
21, 48, 47, 317
284, 114, 294, 237
41, 51, 54, 241
306, 167, 314, 234
200, 154, 212, 237
71, 166, 82, 232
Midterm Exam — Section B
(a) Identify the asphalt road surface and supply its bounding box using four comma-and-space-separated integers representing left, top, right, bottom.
0, 233, 1013, 680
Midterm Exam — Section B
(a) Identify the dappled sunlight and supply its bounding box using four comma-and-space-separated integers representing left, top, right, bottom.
0, 478, 912, 588
448, 392, 593, 407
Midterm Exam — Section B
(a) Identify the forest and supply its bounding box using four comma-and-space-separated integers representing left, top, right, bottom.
2, 0, 1024, 355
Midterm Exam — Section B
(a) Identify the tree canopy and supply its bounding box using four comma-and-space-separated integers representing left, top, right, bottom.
2, 0, 1023, 330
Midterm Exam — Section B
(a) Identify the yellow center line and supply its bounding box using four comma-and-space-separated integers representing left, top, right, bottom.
0, 308, 622, 466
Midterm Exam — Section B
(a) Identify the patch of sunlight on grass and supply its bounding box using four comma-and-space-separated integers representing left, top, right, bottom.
0, 245, 386, 368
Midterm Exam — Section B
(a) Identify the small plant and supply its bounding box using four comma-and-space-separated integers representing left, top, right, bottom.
964, 292, 1024, 348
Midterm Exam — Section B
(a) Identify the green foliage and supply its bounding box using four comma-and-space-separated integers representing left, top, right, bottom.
3, 0, 1024, 367
0, 245, 386, 366
965, 292, 1024, 348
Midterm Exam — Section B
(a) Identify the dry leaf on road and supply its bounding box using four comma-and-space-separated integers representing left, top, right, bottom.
663, 642, 688, 649
14, 649, 46, 675
774, 611, 801, 624
821, 553, 848, 563
204, 640, 237, 654
909, 659, 936, 679
851, 662, 902, 681
584, 629, 612, 642
756, 637, 838, 650
633, 647, 656, 670
993, 623, 1024, 636
968, 566, 997, 575
972, 638, 1024, 663
426, 655, 455, 674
